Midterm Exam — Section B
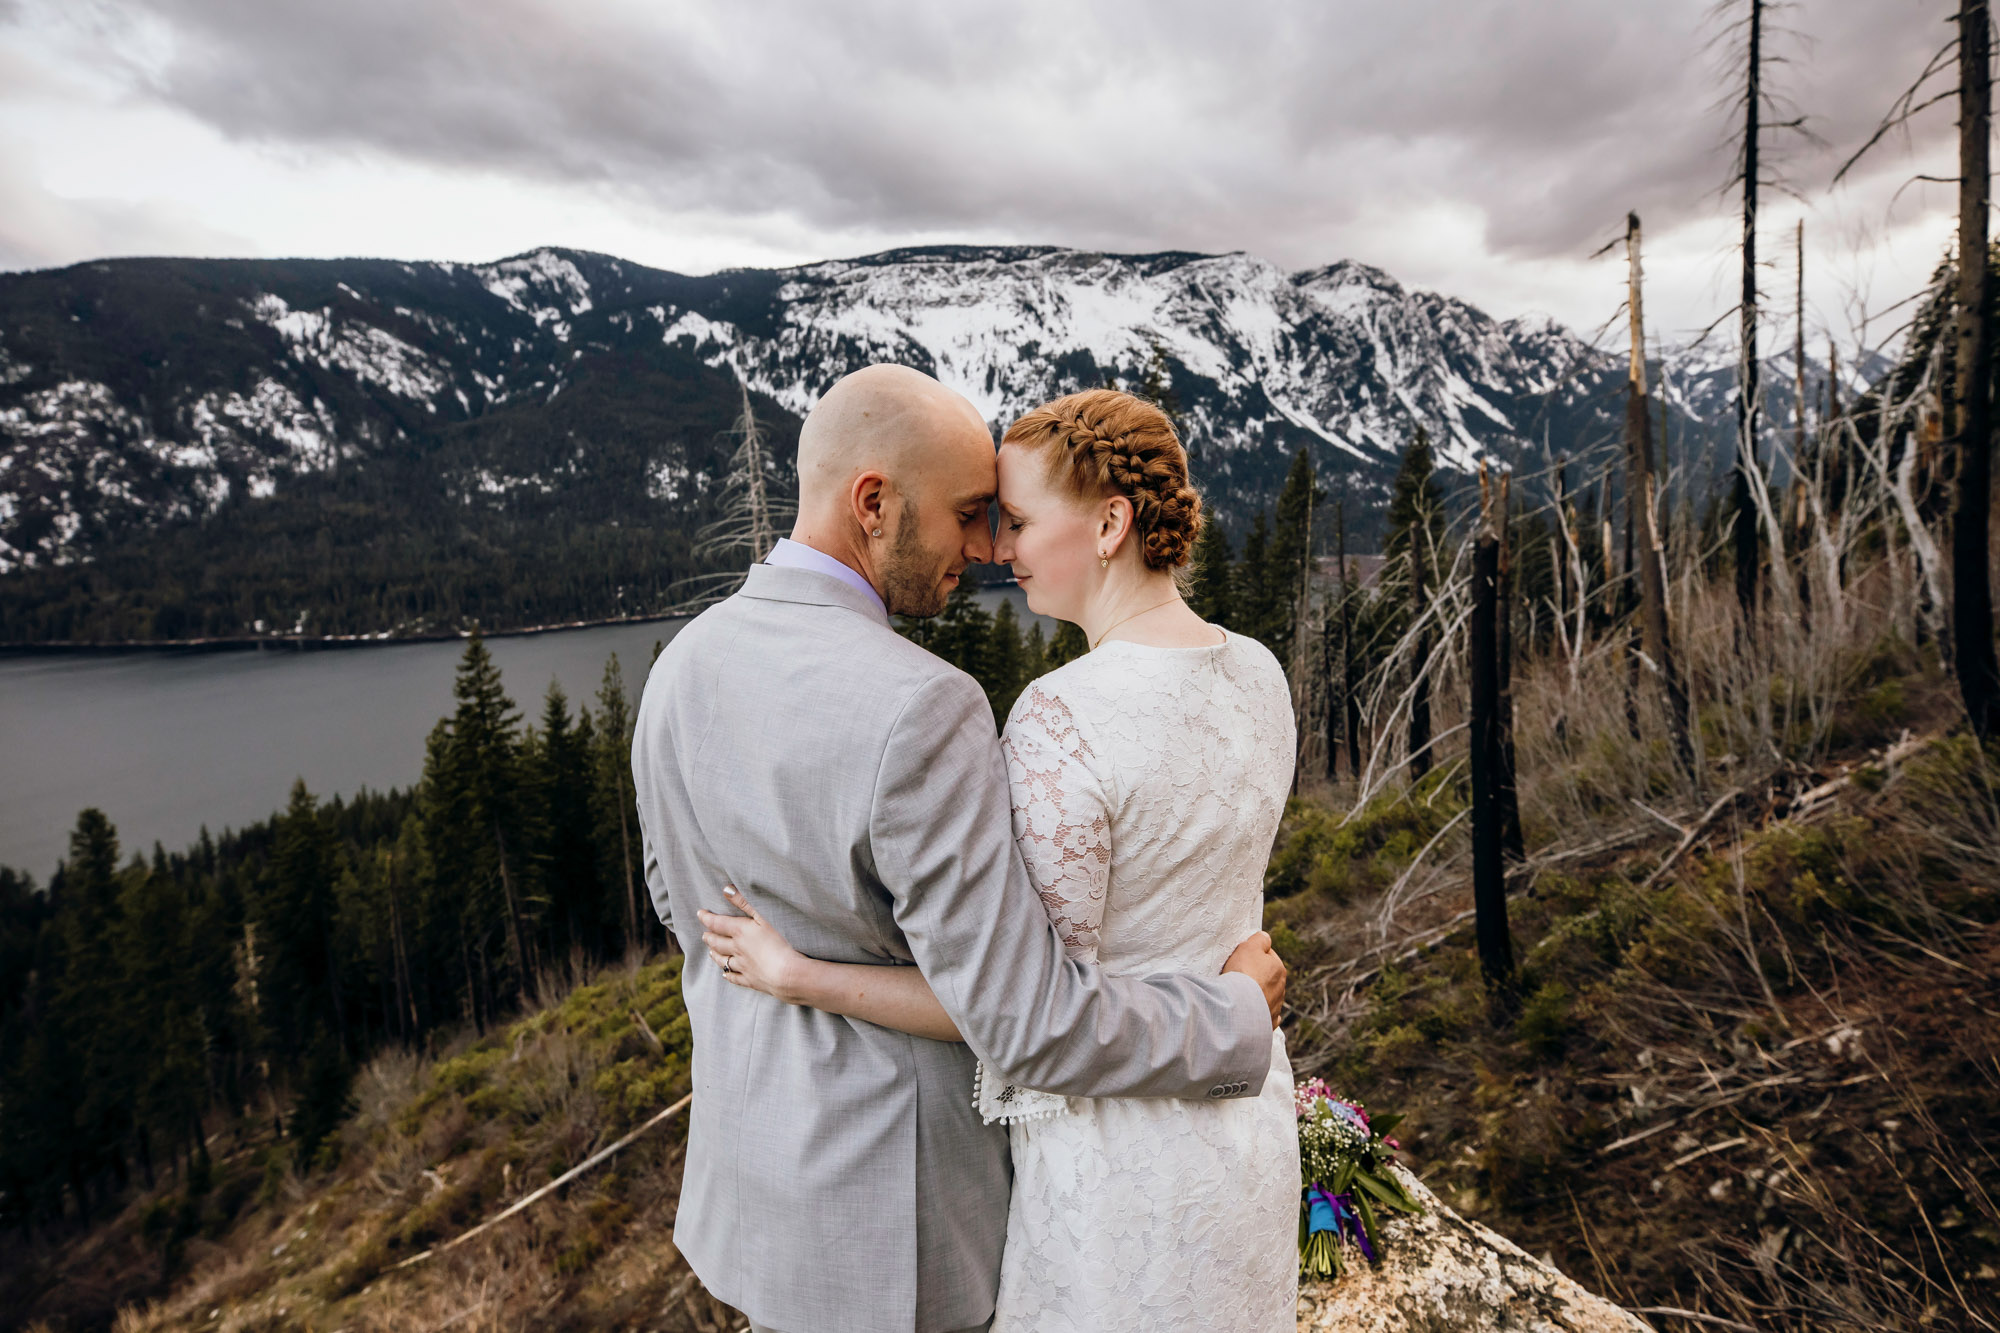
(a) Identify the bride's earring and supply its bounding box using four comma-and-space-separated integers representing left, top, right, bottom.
872, 528, 882, 537
1099, 551, 1109, 568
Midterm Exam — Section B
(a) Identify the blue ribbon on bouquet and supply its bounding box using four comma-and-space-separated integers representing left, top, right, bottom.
1305, 1184, 1376, 1263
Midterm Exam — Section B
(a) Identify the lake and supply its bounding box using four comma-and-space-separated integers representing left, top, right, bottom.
0, 586, 1046, 880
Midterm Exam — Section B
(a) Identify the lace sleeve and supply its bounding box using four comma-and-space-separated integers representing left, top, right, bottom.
1000, 682, 1110, 964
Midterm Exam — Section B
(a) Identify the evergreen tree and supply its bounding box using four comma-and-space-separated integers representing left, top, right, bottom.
1047, 621, 1088, 667
1187, 519, 1237, 629
985, 600, 1028, 724
1, 908, 86, 1222
919, 580, 995, 679
117, 862, 208, 1183
288, 1030, 352, 1170
256, 783, 345, 1063
54, 810, 135, 1197
1237, 512, 1279, 649
0, 866, 41, 1019
1268, 446, 1322, 669
1385, 428, 1444, 579
1134, 338, 1182, 424
1021, 622, 1050, 686
589, 655, 646, 956
422, 633, 543, 1010
532, 682, 602, 961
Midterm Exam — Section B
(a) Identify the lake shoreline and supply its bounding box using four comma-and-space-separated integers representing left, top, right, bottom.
0, 611, 697, 656
0, 585, 1043, 874
0, 575, 1031, 655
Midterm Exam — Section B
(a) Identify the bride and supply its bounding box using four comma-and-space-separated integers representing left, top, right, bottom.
698, 388, 1300, 1331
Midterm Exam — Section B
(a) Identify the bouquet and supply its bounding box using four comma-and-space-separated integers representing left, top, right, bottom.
1295, 1078, 1421, 1280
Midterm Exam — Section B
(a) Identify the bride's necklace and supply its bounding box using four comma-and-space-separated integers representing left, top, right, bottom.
1088, 596, 1182, 651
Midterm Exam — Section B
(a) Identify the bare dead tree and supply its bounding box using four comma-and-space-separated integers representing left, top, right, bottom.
668, 380, 798, 612
1733, 0, 1767, 634
1955, 0, 2000, 736
1292, 457, 1319, 791
1468, 516, 1514, 999
1831, 3, 1972, 668
1494, 472, 1524, 862
1408, 531, 1434, 783
1339, 496, 1365, 779
1627, 213, 1697, 774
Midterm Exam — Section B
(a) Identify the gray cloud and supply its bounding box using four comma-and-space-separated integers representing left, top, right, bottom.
0, 0, 1964, 334
78, 0, 1943, 258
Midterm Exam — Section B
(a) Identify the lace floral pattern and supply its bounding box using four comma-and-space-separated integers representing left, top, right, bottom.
986, 631, 1301, 1333
1004, 685, 1110, 963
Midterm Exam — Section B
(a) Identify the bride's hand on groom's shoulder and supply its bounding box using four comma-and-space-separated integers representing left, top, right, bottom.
1222, 930, 1287, 1028
699, 886, 809, 1004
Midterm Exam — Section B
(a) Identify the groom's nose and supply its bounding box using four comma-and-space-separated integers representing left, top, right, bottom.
964, 516, 994, 563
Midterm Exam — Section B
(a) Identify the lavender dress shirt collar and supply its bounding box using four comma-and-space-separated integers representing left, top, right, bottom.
764, 537, 887, 621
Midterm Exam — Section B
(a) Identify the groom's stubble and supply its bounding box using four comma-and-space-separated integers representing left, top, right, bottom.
878, 498, 955, 619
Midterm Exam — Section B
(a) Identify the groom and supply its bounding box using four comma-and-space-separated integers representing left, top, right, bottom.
633, 364, 1285, 1333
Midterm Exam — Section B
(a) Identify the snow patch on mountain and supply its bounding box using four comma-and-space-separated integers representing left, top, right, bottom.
253, 294, 448, 404
186, 378, 339, 473
474, 250, 596, 329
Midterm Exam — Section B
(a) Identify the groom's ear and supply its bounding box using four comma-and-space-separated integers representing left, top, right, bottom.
851, 470, 891, 536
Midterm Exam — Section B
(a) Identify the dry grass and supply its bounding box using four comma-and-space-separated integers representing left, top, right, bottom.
4, 953, 740, 1333
1271, 523, 2000, 1331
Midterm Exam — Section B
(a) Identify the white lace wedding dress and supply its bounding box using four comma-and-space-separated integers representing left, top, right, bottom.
981, 628, 1300, 1333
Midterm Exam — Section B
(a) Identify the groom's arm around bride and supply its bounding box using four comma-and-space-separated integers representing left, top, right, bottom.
631, 365, 1283, 1333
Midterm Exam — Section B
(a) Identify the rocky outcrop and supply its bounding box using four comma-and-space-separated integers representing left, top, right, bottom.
1296, 1169, 1654, 1333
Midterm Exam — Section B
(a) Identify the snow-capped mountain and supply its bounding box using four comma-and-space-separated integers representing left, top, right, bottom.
669, 247, 1605, 472
0, 243, 1844, 634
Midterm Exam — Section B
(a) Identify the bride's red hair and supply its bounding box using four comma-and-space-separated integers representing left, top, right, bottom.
1001, 389, 1204, 570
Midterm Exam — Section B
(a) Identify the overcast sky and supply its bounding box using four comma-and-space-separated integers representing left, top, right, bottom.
0, 0, 1965, 347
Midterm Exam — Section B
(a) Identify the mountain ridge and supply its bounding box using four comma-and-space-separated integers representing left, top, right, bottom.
0, 242, 1839, 641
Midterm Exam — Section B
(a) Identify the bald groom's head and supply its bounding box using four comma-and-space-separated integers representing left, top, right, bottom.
789, 364, 998, 618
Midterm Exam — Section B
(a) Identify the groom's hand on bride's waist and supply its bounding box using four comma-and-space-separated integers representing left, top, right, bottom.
1221, 931, 1286, 1028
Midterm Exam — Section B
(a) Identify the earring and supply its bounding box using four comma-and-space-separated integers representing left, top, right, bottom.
1099, 552, 1108, 568
872, 528, 882, 537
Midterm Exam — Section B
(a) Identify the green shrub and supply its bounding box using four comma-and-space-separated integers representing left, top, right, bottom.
1264, 787, 1464, 901
1515, 981, 1574, 1061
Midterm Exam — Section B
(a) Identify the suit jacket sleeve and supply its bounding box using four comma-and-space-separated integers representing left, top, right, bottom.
870, 670, 1273, 1099
641, 823, 672, 935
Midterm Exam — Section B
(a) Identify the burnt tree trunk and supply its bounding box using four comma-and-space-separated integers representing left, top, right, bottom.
1340, 501, 1366, 778
1957, 0, 2000, 736
1733, 0, 1765, 634
1495, 475, 1523, 862
1408, 535, 1433, 783
1794, 219, 1814, 624
1469, 528, 1514, 996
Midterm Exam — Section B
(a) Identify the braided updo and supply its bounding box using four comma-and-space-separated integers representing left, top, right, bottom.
1001, 389, 1204, 570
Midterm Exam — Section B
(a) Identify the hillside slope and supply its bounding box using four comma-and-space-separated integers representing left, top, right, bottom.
6, 653, 1993, 1333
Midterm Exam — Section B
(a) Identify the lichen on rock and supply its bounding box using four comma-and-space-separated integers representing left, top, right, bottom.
1296, 1168, 1655, 1333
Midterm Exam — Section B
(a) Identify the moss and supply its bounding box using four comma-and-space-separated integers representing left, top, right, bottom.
1264, 786, 1465, 902
1514, 981, 1574, 1061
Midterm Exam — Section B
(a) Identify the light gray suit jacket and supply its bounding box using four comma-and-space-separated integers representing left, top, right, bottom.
632, 563, 1274, 1333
